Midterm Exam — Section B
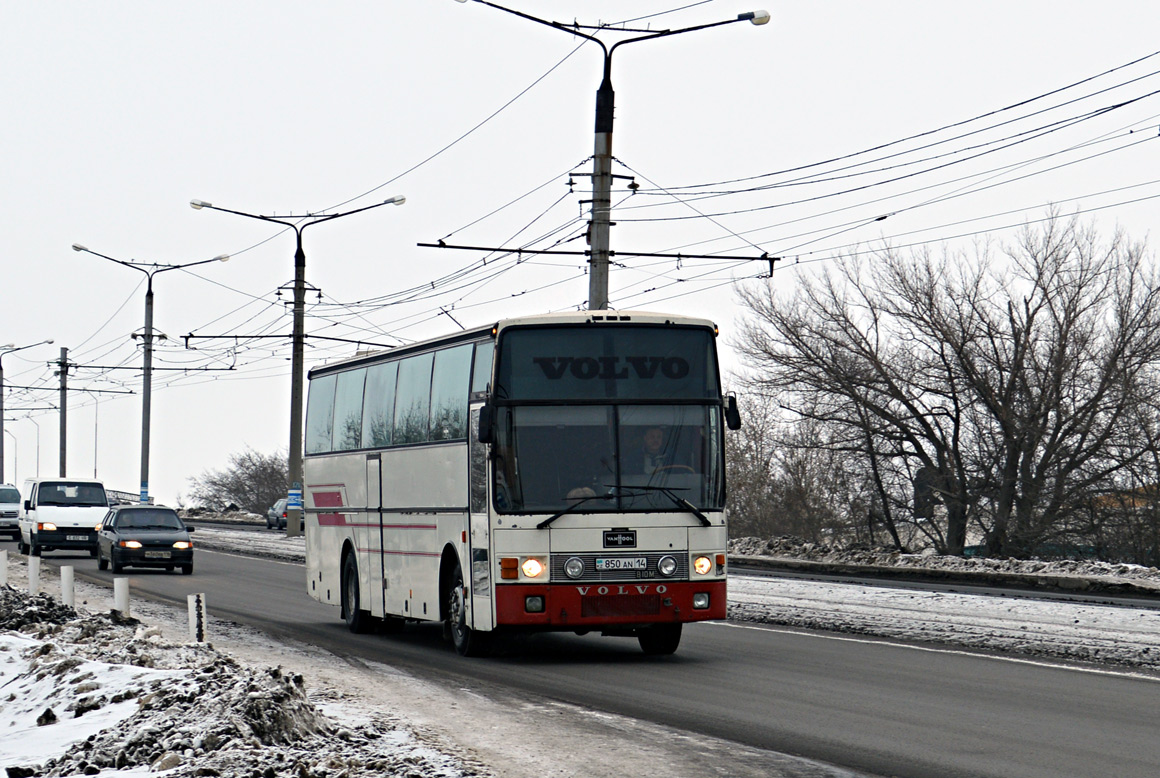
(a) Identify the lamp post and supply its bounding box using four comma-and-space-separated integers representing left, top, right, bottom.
72, 244, 230, 503
190, 195, 406, 536
1, 339, 53, 484
454, 0, 769, 310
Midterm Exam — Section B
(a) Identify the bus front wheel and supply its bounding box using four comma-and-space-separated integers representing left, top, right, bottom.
447, 561, 490, 657
638, 623, 682, 655
342, 554, 370, 634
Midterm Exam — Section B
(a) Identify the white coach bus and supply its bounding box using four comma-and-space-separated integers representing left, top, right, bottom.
303, 310, 741, 656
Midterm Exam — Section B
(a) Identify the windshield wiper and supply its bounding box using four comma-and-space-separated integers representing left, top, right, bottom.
537, 491, 616, 529
618, 485, 712, 527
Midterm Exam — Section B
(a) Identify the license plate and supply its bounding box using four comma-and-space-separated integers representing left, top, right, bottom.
66, 535, 88, 541
144, 551, 171, 559
596, 557, 647, 571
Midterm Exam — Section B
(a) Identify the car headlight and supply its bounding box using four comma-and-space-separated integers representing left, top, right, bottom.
521, 558, 545, 578
564, 557, 585, 579
658, 555, 677, 577
693, 555, 713, 575
119, 540, 142, 549
173, 541, 192, 550
39, 522, 58, 532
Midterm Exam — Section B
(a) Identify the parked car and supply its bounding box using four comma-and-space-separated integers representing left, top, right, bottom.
97, 504, 194, 575
0, 484, 20, 538
266, 498, 288, 530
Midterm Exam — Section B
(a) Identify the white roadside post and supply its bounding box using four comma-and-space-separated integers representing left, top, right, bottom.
188, 593, 207, 643
61, 565, 75, 608
0, 549, 7, 586
27, 556, 40, 595
113, 577, 130, 617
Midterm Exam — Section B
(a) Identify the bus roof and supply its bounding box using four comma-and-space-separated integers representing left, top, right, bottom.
307, 309, 719, 378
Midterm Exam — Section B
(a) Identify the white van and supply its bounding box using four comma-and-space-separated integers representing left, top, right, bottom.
0, 484, 20, 538
18, 477, 109, 557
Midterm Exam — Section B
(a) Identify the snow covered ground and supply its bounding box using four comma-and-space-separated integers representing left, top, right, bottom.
2, 524, 1160, 777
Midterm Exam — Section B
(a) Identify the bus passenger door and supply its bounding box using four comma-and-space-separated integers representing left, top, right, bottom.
468, 405, 494, 632
366, 452, 386, 619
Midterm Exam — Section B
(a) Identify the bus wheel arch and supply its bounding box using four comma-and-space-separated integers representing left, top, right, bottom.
440, 546, 490, 657
340, 543, 370, 634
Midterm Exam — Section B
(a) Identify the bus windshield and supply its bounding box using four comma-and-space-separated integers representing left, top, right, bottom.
492, 404, 724, 513
491, 325, 725, 514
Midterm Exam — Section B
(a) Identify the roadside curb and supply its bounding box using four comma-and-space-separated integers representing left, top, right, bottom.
728, 553, 1160, 599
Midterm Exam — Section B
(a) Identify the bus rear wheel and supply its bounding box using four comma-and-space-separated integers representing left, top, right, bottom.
638, 623, 682, 655
447, 561, 490, 657
342, 554, 370, 634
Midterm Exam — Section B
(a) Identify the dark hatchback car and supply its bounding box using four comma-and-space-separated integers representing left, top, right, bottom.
97, 505, 195, 575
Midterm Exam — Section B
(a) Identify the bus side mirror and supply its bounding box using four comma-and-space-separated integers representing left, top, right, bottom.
24, 500, 30, 511
478, 403, 495, 444
725, 396, 742, 430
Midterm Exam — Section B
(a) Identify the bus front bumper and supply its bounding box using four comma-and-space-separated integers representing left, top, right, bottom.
494, 579, 726, 628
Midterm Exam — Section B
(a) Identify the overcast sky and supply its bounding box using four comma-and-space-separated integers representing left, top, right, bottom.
2, 1, 1158, 506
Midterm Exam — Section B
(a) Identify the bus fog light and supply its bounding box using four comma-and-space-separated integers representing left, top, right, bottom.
693, 592, 711, 610
564, 557, 585, 579
693, 555, 713, 575
658, 555, 677, 577
525, 595, 545, 613
521, 558, 545, 578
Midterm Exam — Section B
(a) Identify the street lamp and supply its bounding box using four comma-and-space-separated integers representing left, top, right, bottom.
72, 244, 230, 503
190, 195, 406, 536
454, 0, 768, 309
1, 339, 54, 484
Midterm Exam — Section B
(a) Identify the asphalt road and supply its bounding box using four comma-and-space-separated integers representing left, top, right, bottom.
14, 540, 1160, 778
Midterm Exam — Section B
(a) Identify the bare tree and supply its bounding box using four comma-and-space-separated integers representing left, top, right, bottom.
735, 216, 1160, 558
186, 447, 289, 515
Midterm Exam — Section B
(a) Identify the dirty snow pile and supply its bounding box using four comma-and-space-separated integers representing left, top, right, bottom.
0, 587, 489, 778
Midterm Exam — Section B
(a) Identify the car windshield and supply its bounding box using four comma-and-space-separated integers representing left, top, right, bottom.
36, 482, 108, 507
115, 509, 184, 530
0, 487, 19, 503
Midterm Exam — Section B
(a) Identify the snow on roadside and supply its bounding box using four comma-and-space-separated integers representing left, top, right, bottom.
0, 581, 490, 778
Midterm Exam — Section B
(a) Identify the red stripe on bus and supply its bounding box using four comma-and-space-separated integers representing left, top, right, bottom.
313, 490, 345, 508
312, 517, 437, 530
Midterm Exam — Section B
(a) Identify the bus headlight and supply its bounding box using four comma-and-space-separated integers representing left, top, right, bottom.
564, 557, 585, 579
657, 555, 677, 577
38, 522, 58, 532
693, 555, 713, 575
521, 558, 545, 578
693, 592, 711, 609
525, 595, 545, 613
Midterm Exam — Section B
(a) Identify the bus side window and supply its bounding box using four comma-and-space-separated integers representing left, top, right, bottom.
362, 361, 398, 448
394, 353, 434, 445
305, 374, 338, 454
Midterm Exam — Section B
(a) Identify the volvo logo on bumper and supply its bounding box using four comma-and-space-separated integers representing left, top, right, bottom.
576, 584, 668, 595
603, 530, 636, 548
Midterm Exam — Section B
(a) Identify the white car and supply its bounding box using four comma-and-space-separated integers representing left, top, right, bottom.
0, 484, 20, 538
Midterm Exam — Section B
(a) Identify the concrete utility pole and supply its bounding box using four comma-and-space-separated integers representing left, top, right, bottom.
57, 347, 68, 477
191, 196, 405, 537
453, 1, 769, 310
